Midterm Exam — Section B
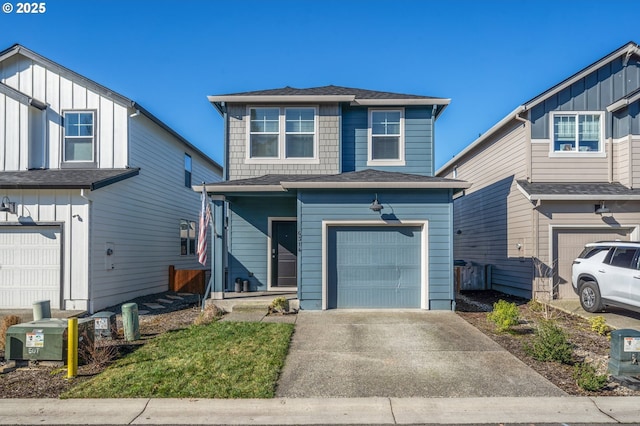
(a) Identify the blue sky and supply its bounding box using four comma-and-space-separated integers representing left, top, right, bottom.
1, 0, 639, 170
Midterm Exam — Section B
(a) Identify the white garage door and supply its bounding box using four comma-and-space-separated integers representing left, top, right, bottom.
0, 226, 61, 309
553, 228, 631, 300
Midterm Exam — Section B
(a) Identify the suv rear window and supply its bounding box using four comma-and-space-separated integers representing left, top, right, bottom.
578, 246, 610, 259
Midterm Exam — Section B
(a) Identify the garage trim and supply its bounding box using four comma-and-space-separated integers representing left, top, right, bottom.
0, 221, 64, 309
548, 223, 640, 297
321, 220, 429, 310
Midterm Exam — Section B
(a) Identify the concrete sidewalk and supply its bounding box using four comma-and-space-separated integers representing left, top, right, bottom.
1, 397, 639, 424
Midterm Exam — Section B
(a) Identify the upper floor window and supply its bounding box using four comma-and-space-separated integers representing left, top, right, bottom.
552, 112, 602, 153
368, 109, 404, 165
63, 111, 95, 163
184, 154, 192, 188
247, 107, 317, 161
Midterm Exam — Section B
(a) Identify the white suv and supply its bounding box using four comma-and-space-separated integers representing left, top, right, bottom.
571, 241, 640, 313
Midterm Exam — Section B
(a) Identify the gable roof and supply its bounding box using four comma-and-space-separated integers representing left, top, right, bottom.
436, 41, 640, 176
196, 169, 470, 193
0, 44, 222, 173
0, 168, 140, 190
208, 85, 451, 118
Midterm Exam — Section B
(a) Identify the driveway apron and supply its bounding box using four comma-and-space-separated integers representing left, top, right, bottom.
276, 310, 566, 398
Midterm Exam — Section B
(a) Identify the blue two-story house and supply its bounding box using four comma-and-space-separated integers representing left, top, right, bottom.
201, 86, 469, 310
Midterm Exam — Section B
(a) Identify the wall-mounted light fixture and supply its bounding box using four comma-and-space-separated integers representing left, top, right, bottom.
595, 202, 610, 215
129, 109, 141, 118
0, 196, 16, 214
369, 194, 383, 212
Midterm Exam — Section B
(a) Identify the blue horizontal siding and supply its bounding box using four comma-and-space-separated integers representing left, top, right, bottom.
298, 189, 454, 310
228, 197, 296, 291
342, 106, 434, 176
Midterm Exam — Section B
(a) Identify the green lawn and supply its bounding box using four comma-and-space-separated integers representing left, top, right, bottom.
62, 321, 294, 398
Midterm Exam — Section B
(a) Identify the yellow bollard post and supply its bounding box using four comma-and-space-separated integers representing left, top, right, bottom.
67, 317, 78, 379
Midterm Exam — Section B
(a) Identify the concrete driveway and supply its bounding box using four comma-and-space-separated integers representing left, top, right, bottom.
276, 310, 566, 398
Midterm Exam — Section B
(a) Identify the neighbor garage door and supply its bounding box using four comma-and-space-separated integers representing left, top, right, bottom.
327, 225, 423, 308
0, 226, 61, 309
553, 228, 631, 300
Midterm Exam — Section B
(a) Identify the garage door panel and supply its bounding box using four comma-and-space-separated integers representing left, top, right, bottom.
0, 226, 61, 309
554, 228, 631, 300
329, 226, 423, 309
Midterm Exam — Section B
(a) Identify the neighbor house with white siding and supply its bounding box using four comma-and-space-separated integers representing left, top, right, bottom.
437, 41, 640, 302
0, 44, 221, 313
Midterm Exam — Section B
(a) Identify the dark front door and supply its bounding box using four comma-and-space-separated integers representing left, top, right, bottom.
272, 221, 297, 287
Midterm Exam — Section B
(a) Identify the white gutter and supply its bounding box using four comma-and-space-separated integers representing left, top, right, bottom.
436, 105, 526, 175
194, 184, 286, 193
607, 91, 640, 112
525, 194, 640, 201
280, 181, 471, 190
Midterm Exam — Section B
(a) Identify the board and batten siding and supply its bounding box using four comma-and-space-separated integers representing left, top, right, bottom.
530, 55, 640, 140
342, 105, 434, 175
87, 114, 220, 312
0, 189, 89, 309
226, 104, 340, 180
226, 196, 296, 291
297, 189, 453, 310
442, 120, 533, 298
0, 88, 29, 171
0, 53, 129, 170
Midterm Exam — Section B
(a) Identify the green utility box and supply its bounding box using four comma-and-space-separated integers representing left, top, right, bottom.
609, 329, 640, 376
5, 318, 95, 361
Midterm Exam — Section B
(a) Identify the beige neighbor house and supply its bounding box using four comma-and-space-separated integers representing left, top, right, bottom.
437, 41, 640, 302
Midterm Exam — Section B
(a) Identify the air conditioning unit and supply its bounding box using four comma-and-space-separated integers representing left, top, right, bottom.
5, 318, 95, 361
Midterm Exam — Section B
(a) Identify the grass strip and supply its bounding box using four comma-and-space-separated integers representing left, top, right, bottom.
62, 321, 294, 398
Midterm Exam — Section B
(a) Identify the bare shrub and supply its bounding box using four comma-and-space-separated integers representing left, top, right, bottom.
194, 303, 224, 326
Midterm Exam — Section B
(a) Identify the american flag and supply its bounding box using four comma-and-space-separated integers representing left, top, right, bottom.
197, 185, 211, 265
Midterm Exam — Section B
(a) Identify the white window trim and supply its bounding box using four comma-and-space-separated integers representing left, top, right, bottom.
267, 217, 298, 291
245, 106, 320, 164
321, 220, 429, 310
62, 110, 97, 165
549, 111, 605, 157
367, 108, 405, 166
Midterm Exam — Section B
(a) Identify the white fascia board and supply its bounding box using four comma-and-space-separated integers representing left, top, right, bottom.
531, 194, 640, 201
515, 182, 533, 201
436, 105, 526, 175
280, 181, 471, 189
607, 91, 640, 112
353, 98, 451, 106
198, 184, 286, 193
207, 95, 355, 103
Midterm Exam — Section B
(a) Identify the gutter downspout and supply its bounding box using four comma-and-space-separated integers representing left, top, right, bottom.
80, 189, 91, 312
222, 102, 229, 181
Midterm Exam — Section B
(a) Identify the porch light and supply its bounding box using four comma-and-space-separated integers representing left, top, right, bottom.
0, 196, 16, 214
595, 202, 610, 215
369, 194, 383, 212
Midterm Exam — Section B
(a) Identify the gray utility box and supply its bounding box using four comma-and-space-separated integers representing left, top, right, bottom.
609, 328, 640, 376
91, 311, 118, 340
5, 318, 95, 361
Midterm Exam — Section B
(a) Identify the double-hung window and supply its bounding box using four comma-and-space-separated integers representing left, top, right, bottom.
552, 112, 602, 153
63, 111, 95, 164
248, 107, 317, 161
368, 109, 404, 165
180, 219, 196, 255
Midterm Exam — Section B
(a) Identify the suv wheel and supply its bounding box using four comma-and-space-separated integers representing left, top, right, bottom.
579, 281, 603, 313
